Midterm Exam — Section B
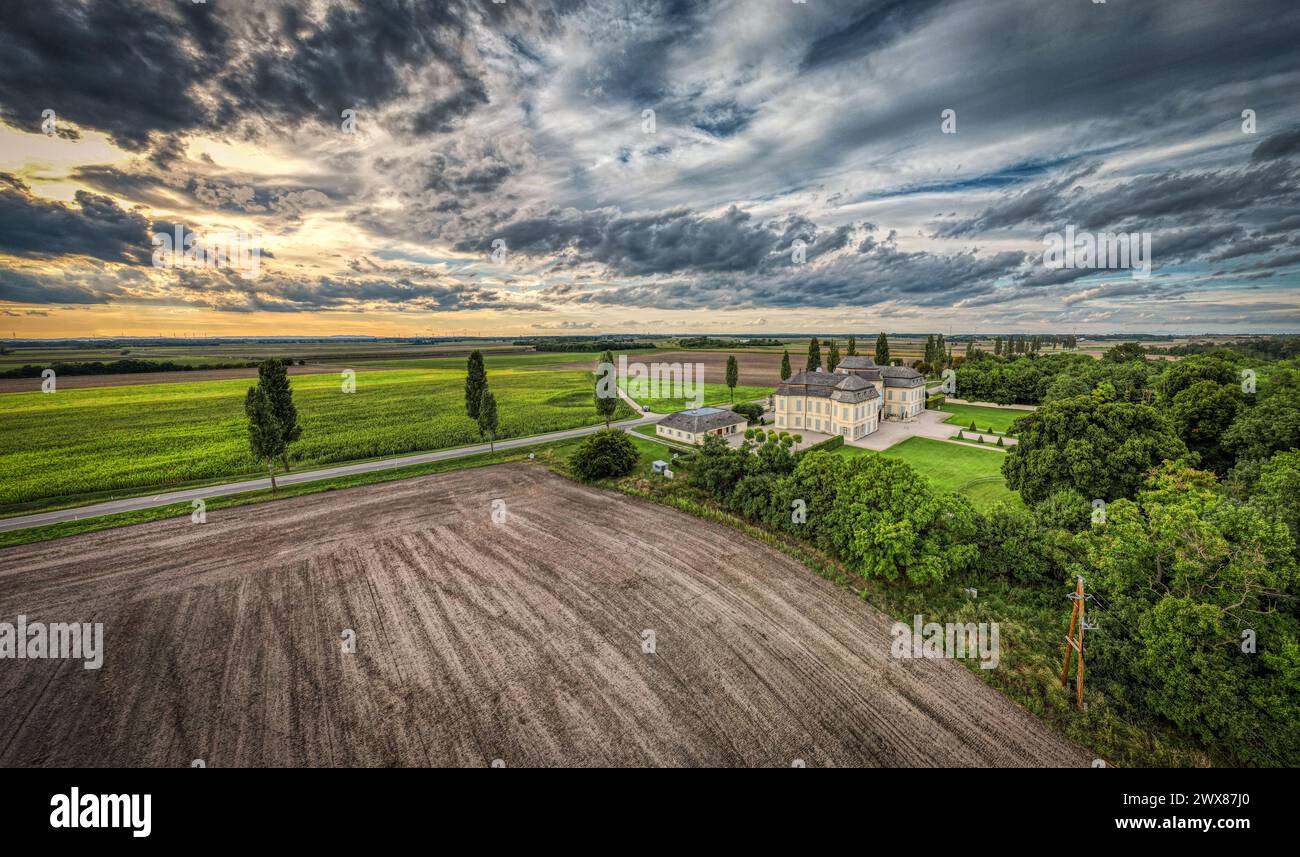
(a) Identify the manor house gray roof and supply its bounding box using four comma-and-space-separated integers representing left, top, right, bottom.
778, 370, 881, 403
657, 406, 746, 434
880, 365, 925, 387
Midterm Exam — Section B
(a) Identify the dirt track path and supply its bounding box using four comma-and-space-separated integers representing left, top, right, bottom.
0, 464, 1089, 767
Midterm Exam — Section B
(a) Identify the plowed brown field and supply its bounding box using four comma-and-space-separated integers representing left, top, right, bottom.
0, 464, 1088, 767
549, 349, 789, 388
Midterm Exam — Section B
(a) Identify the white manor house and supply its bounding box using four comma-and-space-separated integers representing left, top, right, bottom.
774, 356, 926, 440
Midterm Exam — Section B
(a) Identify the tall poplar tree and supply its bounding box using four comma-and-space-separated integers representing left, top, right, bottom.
874, 332, 890, 366
806, 337, 822, 372
465, 350, 487, 421
257, 359, 301, 472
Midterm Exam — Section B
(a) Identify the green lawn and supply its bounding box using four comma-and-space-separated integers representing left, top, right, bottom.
835, 436, 1020, 510
932, 402, 1031, 434
0, 365, 633, 512
626, 383, 771, 413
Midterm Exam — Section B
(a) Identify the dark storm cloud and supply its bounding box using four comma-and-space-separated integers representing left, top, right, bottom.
938, 152, 1300, 274
937, 161, 1300, 238
536, 240, 1029, 311
1250, 127, 1300, 163
164, 268, 542, 314
575, 0, 709, 106
800, 0, 949, 71
2, 0, 1297, 326
0, 0, 514, 149
423, 154, 515, 197
216, 0, 494, 129
0, 174, 152, 264
0, 0, 225, 149
0, 268, 114, 305
455, 206, 841, 277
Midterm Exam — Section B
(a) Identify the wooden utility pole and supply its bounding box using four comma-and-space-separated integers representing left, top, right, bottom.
1060, 575, 1096, 709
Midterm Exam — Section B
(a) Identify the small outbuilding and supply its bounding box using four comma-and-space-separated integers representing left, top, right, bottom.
655, 406, 747, 445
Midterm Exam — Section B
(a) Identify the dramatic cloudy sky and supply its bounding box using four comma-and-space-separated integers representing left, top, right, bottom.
1, 0, 1298, 337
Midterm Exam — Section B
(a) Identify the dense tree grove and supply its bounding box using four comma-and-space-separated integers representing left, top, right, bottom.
659, 342, 1300, 765
955, 352, 1156, 405
1074, 464, 1299, 766
688, 436, 978, 584
1002, 396, 1190, 503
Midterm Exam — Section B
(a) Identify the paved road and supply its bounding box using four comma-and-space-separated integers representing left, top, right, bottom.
0, 412, 662, 535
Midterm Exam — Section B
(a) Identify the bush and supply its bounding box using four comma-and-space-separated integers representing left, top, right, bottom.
975, 502, 1052, 583
1033, 488, 1092, 532
793, 434, 803, 444
996, 436, 1004, 447
969, 420, 978, 431
732, 402, 764, 423
744, 428, 756, 440
569, 429, 639, 482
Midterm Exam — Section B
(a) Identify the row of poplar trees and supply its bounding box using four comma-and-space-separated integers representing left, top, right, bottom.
778, 333, 892, 380
244, 351, 507, 496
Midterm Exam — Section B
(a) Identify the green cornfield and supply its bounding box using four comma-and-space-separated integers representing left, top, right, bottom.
0, 365, 632, 509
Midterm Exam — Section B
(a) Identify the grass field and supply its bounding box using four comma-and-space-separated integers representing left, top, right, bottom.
625, 383, 772, 413
932, 402, 1031, 434
0, 365, 633, 511
836, 436, 1020, 510
0, 427, 688, 547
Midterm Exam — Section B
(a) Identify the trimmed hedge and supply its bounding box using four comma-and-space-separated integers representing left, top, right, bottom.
803, 434, 845, 453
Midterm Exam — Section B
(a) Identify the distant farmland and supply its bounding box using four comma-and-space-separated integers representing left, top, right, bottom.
0, 361, 631, 511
